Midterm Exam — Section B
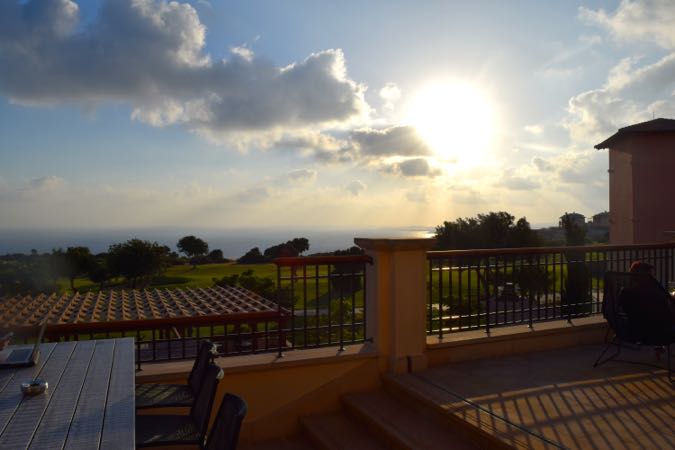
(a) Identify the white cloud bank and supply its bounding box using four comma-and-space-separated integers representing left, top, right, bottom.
0, 0, 367, 142
567, 0, 675, 144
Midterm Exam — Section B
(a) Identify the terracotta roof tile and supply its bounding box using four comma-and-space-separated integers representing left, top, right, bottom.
0, 285, 279, 333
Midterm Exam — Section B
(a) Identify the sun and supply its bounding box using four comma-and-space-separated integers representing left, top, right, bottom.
406, 80, 495, 163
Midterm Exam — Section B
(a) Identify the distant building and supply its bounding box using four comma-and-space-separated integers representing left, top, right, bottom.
558, 212, 585, 228
596, 118, 675, 244
591, 211, 609, 227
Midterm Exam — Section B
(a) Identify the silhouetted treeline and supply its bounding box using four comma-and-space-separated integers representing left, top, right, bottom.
434, 211, 540, 250
237, 237, 310, 264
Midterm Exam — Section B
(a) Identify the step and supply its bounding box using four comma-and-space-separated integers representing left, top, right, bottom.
343, 389, 478, 450
384, 373, 553, 450
241, 434, 318, 450
301, 412, 389, 450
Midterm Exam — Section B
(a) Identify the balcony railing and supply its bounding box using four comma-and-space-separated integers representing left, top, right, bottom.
13, 255, 372, 369
427, 242, 675, 338
274, 255, 372, 353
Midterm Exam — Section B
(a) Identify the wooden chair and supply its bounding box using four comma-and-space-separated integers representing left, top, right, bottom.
136, 340, 216, 409
136, 364, 223, 447
204, 394, 247, 450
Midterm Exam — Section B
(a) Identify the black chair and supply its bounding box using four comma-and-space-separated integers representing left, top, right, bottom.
204, 394, 247, 450
136, 363, 223, 448
136, 340, 216, 409
594, 271, 675, 382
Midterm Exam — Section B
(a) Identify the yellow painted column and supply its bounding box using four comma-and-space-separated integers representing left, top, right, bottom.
355, 238, 437, 374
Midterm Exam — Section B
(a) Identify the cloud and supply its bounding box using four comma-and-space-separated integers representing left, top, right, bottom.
579, 0, 675, 49
286, 169, 317, 183
27, 176, 65, 192
379, 82, 401, 110
524, 124, 544, 136
345, 180, 366, 196
386, 158, 440, 177
565, 52, 675, 144
532, 157, 554, 172
498, 170, 540, 191
350, 126, 431, 158
405, 190, 427, 203
0, 0, 367, 141
235, 186, 269, 203
564, 1, 675, 146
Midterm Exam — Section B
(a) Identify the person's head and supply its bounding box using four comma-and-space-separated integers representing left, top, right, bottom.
629, 261, 655, 287
629, 261, 654, 275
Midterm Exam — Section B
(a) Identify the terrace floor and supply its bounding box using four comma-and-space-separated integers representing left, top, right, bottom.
393, 343, 675, 449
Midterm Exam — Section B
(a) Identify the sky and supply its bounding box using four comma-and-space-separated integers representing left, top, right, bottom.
1, 0, 675, 231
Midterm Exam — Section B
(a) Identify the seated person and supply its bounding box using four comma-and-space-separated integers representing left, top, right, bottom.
619, 261, 675, 343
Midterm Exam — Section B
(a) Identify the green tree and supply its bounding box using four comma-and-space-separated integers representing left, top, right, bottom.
559, 213, 591, 316
559, 213, 587, 246
263, 237, 310, 259
0, 254, 60, 296
62, 246, 95, 292
237, 247, 267, 264
434, 211, 539, 250
208, 249, 224, 262
213, 269, 294, 308
177, 235, 209, 269
107, 239, 170, 289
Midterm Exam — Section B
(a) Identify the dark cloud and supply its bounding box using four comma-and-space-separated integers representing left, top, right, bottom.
499, 170, 540, 190
387, 158, 440, 177
235, 186, 269, 202
0, 0, 366, 136
345, 180, 366, 195
350, 126, 431, 158
532, 157, 554, 172
286, 169, 317, 183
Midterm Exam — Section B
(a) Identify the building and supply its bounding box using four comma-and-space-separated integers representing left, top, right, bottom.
591, 211, 609, 227
596, 118, 675, 244
558, 212, 585, 228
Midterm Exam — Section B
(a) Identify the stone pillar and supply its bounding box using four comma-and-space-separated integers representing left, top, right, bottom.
355, 238, 436, 374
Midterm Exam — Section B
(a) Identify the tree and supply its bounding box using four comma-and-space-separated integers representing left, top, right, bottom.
208, 249, 224, 262
559, 213, 587, 246
61, 247, 95, 292
88, 260, 112, 291
107, 239, 170, 289
177, 236, 209, 269
0, 254, 60, 296
559, 213, 591, 316
237, 247, 267, 264
434, 211, 539, 250
213, 269, 295, 308
263, 237, 310, 259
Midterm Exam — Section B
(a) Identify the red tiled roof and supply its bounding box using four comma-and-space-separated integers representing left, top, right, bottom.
0, 285, 280, 333
595, 118, 675, 149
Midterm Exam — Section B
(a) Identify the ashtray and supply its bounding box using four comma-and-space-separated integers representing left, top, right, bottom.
20, 379, 48, 396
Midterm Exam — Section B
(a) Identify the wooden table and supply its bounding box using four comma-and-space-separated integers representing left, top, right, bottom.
0, 338, 135, 449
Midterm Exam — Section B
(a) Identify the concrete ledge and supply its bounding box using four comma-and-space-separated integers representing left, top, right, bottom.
137, 343, 379, 383
355, 237, 437, 251
426, 316, 608, 366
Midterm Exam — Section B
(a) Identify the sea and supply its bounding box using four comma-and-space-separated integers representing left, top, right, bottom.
0, 227, 435, 259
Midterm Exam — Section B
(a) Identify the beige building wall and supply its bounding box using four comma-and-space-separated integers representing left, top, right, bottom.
608, 145, 634, 244
609, 133, 675, 244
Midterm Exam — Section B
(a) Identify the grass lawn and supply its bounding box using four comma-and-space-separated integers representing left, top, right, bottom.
60, 262, 278, 293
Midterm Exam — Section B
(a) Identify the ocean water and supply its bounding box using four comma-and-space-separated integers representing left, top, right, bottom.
0, 227, 435, 259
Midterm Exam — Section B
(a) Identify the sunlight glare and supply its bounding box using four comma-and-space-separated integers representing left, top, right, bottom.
406, 81, 495, 164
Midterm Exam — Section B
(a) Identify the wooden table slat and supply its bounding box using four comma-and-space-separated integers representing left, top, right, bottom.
63, 340, 115, 450
0, 339, 135, 450
28, 340, 97, 450
100, 337, 135, 450
0, 341, 76, 449
0, 342, 59, 437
